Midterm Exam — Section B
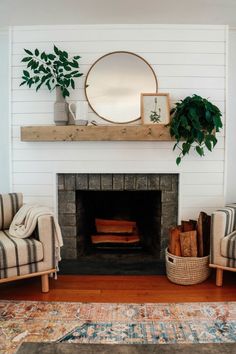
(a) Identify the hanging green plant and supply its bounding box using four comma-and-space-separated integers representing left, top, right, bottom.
168, 94, 223, 165
20, 45, 83, 98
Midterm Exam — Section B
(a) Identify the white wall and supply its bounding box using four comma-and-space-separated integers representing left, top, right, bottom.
0, 27, 10, 193
11, 24, 226, 219
1, 0, 236, 26
226, 27, 236, 203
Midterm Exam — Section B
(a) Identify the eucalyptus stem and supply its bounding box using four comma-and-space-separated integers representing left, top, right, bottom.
20, 45, 83, 98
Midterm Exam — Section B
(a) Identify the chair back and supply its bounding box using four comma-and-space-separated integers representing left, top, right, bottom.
0, 193, 23, 230
218, 204, 236, 236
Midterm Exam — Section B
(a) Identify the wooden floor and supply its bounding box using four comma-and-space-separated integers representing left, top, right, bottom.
0, 271, 235, 303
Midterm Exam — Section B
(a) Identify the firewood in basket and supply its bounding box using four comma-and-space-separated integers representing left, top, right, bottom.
181, 220, 197, 232
180, 230, 198, 257
168, 226, 182, 256
197, 212, 211, 257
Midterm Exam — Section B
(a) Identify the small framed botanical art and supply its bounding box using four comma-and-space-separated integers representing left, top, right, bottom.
141, 93, 170, 125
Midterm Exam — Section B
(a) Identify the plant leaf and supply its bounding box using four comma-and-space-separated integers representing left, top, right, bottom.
41, 52, 46, 60
196, 145, 204, 157
54, 45, 60, 55
62, 51, 68, 58
48, 54, 56, 60
34, 76, 40, 83
70, 60, 79, 68
36, 82, 43, 91
205, 138, 212, 151
176, 157, 181, 165
62, 87, 69, 98
21, 57, 31, 62
27, 60, 33, 68
23, 70, 30, 77
24, 48, 33, 55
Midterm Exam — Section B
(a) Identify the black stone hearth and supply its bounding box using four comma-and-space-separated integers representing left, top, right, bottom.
58, 173, 178, 275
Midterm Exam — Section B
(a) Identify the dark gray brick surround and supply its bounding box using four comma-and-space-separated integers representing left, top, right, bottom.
58, 173, 179, 261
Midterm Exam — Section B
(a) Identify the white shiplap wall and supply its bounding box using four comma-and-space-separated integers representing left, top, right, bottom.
11, 24, 227, 220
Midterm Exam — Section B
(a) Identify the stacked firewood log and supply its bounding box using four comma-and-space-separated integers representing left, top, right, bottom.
91, 218, 140, 244
168, 212, 211, 257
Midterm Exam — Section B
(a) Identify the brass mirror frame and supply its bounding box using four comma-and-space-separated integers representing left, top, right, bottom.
85, 51, 158, 124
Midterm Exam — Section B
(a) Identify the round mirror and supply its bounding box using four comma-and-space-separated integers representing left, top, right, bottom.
85, 51, 158, 124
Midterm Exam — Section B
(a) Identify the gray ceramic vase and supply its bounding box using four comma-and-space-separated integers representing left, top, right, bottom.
54, 86, 69, 125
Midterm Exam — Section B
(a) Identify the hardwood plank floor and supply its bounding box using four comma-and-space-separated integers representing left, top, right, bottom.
0, 271, 235, 303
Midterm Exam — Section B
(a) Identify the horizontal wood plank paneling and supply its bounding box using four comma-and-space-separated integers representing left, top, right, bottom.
12, 65, 226, 78
12, 25, 226, 42
182, 196, 225, 208
13, 147, 225, 161
11, 138, 225, 151
12, 76, 225, 91
13, 184, 54, 196
13, 41, 226, 55
22, 196, 54, 208
11, 24, 227, 219
11, 84, 226, 101
12, 52, 225, 66
13, 172, 53, 185
12, 160, 225, 174
182, 185, 224, 196
181, 172, 224, 185
181, 207, 223, 220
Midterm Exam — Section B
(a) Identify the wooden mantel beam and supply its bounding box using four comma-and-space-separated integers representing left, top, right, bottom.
20, 124, 173, 142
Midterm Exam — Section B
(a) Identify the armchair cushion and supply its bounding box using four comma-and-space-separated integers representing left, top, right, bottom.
221, 231, 236, 260
0, 193, 23, 230
0, 193, 63, 292
0, 230, 43, 273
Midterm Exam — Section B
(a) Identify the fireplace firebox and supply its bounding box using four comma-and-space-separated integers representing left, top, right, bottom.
58, 173, 178, 275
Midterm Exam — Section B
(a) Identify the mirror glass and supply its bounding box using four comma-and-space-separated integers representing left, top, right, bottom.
85, 52, 158, 124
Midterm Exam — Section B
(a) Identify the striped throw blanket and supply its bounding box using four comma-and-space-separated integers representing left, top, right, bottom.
9, 204, 63, 268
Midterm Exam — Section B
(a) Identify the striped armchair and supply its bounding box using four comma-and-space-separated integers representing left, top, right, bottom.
210, 204, 236, 286
0, 193, 57, 292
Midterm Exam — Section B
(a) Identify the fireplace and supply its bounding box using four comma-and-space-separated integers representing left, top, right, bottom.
58, 173, 178, 274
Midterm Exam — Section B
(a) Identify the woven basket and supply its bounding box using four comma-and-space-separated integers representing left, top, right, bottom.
165, 248, 211, 285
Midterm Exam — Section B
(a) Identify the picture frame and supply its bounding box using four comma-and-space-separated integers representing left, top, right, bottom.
141, 93, 170, 125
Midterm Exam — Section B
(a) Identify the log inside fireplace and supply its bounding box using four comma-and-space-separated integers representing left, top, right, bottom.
91, 218, 140, 248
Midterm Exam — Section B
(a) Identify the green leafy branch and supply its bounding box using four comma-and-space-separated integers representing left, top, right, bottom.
168, 94, 223, 165
20, 45, 83, 98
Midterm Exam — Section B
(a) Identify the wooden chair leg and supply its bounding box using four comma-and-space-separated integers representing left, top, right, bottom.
41, 274, 49, 293
216, 268, 223, 286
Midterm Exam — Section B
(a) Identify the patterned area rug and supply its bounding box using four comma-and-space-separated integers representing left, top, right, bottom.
0, 301, 236, 354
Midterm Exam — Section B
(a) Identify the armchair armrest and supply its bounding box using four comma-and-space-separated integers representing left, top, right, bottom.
37, 215, 56, 269
210, 210, 232, 266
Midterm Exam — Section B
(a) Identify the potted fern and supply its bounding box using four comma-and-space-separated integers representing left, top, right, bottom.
20, 45, 83, 125
169, 94, 223, 165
